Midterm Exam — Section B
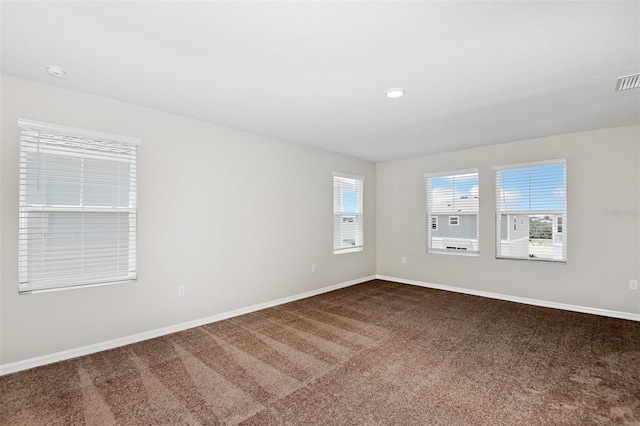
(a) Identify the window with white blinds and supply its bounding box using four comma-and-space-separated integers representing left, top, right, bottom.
426, 169, 479, 255
333, 172, 364, 254
18, 119, 140, 293
495, 159, 567, 262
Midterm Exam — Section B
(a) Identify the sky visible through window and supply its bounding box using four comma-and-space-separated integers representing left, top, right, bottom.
430, 175, 477, 196
497, 164, 566, 212
343, 191, 356, 213
430, 173, 479, 212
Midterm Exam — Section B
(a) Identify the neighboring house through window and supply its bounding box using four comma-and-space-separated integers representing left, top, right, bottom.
333, 172, 364, 253
18, 119, 140, 293
426, 169, 479, 255
495, 159, 567, 262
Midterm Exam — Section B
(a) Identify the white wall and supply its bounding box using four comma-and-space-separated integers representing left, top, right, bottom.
2, 74, 638, 368
0, 75, 376, 365
377, 125, 640, 315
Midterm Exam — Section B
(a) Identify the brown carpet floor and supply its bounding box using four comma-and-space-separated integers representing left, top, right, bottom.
1, 279, 639, 425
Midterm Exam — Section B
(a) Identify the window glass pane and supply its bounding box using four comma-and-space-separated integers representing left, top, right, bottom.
497, 164, 566, 212
25, 152, 81, 206
341, 191, 356, 213
84, 158, 131, 207
429, 173, 479, 213
24, 212, 132, 289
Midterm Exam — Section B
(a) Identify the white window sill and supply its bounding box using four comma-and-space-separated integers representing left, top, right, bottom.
334, 247, 364, 255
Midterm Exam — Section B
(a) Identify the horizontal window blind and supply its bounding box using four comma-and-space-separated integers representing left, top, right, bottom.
333, 172, 364, 254
18, 119, 140, 293
495, 159, 566, 262
426, 170, 479, 255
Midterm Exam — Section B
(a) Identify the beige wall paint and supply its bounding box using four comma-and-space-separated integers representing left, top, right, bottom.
377, 125, 640, 315
0, 76, 376, 364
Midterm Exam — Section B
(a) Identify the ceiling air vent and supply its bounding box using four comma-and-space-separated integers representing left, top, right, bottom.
615, 73, 640, 91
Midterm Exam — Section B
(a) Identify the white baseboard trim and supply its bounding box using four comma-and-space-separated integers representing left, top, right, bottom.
0, 275, 376, 376
376, 274, 640, 322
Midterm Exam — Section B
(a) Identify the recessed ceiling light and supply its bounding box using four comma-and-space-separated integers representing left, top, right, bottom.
386, 88, 405, 98
46, 65, 66, 78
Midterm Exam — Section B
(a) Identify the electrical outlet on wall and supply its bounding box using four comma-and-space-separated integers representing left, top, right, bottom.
630, 280, 638, 290
311, 264, 317, 273
401, 256, 407, 264
178, 285, 186, 296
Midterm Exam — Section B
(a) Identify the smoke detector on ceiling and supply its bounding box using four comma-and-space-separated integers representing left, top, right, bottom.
615, 73, 639, 91
46, 65, 66, 78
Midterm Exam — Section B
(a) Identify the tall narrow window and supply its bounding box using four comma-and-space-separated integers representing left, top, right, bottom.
18, 119, 140, 293
333, 172, 364, 254
495, 159, 567, 262
426, 169, 479, 255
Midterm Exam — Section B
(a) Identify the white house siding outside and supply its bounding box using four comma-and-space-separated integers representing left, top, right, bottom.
430, 214, 478, 252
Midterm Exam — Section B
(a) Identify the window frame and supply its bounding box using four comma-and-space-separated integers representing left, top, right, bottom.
333, 172, 364, 254
425, 168, 479, 256
18, 119, 140, 293
494, 159, 567, 263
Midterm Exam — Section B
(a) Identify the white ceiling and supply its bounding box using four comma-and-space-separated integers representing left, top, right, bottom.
2, 1, 639, 162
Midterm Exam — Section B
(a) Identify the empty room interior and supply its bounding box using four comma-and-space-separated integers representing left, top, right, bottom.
1, 1, 639, 424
